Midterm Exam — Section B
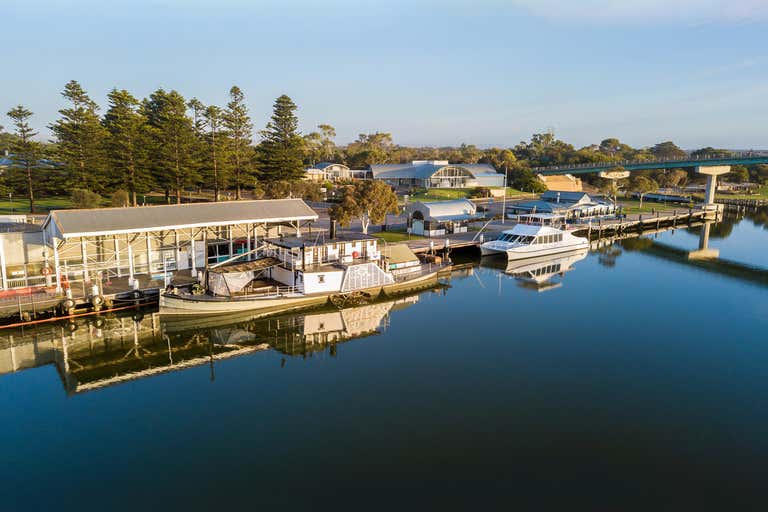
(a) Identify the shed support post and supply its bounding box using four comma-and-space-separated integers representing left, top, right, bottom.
0, 236, 7, 291
53, 240, 62, 293
81, 238, 89, 283
203, 228, 208, 269
146, 232, 153, 276
246, 224, 252, 260
229, 226, 234, 260
114, 236, 121, 277
190, 232, 196, 275
127, 237, 135, 287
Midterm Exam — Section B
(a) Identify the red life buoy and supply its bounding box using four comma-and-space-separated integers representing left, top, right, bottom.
352, 251, 360, 259
41, 266, 52, 276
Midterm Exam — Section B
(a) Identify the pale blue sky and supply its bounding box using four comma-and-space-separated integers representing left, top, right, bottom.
2, 0, 767, 149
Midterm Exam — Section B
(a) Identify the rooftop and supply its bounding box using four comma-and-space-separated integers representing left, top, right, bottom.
44, 199, 318, 239
266, 232, 377, 249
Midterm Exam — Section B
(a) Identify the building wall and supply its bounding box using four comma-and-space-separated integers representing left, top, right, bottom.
301, 270, 344, 294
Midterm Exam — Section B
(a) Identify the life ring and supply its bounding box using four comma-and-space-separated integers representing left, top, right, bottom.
91, 295, 104, 306
352, 251, 360, 259
41, 266, 52, 276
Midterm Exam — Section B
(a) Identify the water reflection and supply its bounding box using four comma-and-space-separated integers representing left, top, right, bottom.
480, 249, 588, 291
0, 290, 434, 394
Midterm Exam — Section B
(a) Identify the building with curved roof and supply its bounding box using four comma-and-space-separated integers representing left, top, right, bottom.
370, 160, 504, 189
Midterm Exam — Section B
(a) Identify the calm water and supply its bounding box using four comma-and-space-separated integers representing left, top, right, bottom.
2, 209, 767, 510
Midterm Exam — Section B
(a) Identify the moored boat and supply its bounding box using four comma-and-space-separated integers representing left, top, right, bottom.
480, 214, 588, 260
160, 233, 447, 316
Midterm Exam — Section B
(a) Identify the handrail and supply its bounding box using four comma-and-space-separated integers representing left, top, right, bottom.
531, 150, 768, 172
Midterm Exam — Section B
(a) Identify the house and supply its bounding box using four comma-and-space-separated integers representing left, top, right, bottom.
381, 244, 422, 278
371, 160, 504, 189
305, 162, 369, 182
507, 191, 614, 218
405, 199, 483, 237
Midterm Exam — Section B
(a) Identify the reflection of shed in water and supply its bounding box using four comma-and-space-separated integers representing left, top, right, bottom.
267, 298, 416, 356
1, 288, 429, 393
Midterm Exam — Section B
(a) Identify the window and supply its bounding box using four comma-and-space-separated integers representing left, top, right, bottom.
318, 275, 325, 283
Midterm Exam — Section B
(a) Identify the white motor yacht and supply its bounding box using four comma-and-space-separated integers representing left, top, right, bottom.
480, 215, 588, 259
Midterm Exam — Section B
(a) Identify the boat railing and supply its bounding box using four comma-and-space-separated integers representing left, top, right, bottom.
392, 263, 437, 282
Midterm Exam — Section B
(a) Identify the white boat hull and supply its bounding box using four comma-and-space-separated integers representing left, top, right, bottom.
481, 239, 588, 259
160, 268, 443, 316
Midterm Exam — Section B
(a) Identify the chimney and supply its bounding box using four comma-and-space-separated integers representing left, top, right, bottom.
330, 219, 337, 239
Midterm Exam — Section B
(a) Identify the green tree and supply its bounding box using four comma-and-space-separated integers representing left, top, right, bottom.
49, 80, 108, 192
727, 165, 749, 183
330, 181, 399, 234
691, 147, 733, 159
6, 106, 43, 213
223, 86, 254, 199
599, 168, 626, 208
103, 89, 151, 206
345, 132, 394, 167
629, 175, 658, 208
143, 89, 199, 203
257, 94, 305, 182
651, 141, 686, 160
71, 188, 102, 209
202, 105, 230, 201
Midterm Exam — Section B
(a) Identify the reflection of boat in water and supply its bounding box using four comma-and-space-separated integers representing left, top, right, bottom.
0, 286, 437, 395
482, 248, 588, 292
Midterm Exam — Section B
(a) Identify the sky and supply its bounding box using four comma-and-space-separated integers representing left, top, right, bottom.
1, 0, 767, 149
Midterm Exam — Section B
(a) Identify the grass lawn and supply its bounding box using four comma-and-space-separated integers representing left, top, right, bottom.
618, 199, 690, 215
714, 186, 768, 200
408, 187, 529, 202
372, 231, 424, 243
0, 197, 74, 215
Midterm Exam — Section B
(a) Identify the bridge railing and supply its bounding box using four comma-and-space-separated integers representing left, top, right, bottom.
532, 150, 768, 172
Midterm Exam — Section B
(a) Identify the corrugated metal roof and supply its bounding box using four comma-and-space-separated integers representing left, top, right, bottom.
370, 162, 498, 180
407, 199, 477, 221
382, 244, 419, 264
45, 199, 318, 238
541, 191, 591, 203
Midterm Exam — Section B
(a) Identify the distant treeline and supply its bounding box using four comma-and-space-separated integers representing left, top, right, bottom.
2, 81, 767, 212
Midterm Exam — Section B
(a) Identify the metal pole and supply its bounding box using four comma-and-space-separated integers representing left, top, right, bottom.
501, 167, 507, 225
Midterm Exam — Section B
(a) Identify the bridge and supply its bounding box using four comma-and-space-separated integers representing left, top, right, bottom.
534, 151, 768, 207
533, 151, 768, 176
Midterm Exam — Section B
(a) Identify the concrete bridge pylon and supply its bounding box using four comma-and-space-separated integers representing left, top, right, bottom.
696, 165, 730, 208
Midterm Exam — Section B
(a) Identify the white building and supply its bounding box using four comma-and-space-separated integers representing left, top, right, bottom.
371, 161, 504, 189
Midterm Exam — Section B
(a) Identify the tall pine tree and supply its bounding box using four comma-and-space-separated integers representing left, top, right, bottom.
202, 105, 230, 201
49, 80, 108, 193
142, 89, 199, 204
223, 86, 253, 199
257, 95, 304, 182
6, 106, 42, 213
103, 89, 151, 206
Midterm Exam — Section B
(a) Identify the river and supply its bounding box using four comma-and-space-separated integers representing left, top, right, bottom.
1, 207, 767, 510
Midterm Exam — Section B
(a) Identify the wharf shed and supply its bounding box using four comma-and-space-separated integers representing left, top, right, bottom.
37, 199, 319, 293
405, 199, 482, 237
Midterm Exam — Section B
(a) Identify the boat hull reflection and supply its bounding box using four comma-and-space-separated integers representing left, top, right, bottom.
482, 248, 588, 291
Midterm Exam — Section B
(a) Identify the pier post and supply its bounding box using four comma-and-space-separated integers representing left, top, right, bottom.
696, 165, 730, 208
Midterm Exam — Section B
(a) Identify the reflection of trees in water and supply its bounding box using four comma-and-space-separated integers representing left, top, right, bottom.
685, 219, 735, 238
744, 206, 768, 230
621, 237, 654, 251
596, 244, 623, 267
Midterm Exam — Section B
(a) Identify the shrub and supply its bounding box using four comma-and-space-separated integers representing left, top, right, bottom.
71, 188, 102, 209
110, 189, 130, 207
